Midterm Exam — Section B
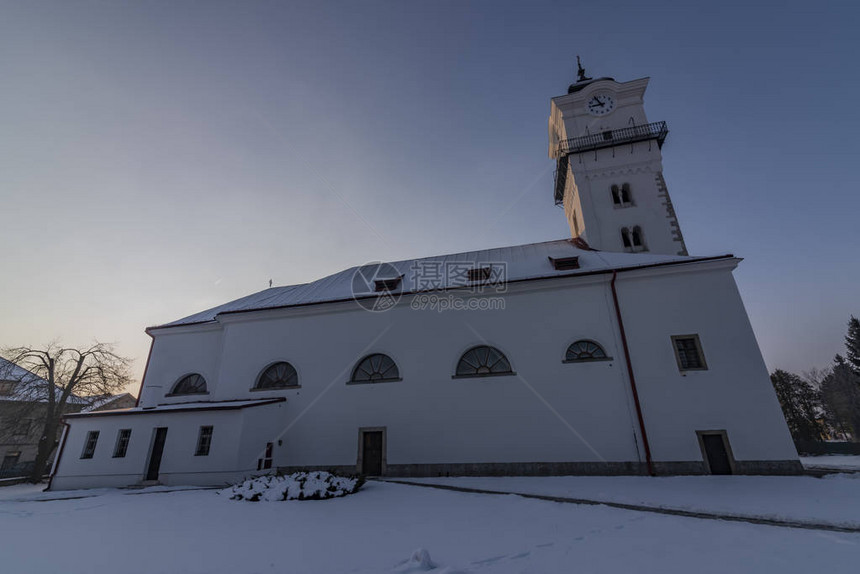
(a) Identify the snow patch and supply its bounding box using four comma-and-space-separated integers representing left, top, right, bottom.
392, 548, 436, 572
220, 471, 364, 502
801, 455, 860, 470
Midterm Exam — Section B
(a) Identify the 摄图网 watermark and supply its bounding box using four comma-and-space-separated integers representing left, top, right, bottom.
351, 260, 508, 312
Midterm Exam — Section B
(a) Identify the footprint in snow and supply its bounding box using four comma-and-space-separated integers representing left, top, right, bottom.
471, 555, 507, 566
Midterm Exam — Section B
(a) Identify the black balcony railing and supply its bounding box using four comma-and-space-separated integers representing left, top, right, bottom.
556, 121, 668, 157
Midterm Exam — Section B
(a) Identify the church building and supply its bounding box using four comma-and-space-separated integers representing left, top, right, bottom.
48, 66, 801, 490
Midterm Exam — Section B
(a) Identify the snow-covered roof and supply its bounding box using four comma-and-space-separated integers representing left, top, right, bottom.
0, 358, 88, 404
65, 397, 286, 418
151, 239, 733, 330
0, 357, 42, 386
80, 393, 136, 412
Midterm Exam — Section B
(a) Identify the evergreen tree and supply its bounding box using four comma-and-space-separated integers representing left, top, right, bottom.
845, 315, 860, 376
819, 317, 860, 441
821, 362, 860, 440
770, 369, 825, 442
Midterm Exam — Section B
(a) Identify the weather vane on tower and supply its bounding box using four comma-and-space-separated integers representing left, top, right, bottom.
576, 55, 592, 83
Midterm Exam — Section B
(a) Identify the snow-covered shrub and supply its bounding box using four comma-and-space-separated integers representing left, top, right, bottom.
221, 471, 364, 502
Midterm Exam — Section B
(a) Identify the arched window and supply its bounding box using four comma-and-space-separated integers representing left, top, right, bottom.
455, 345, 513, 378
612, 184, 632, 207
170, 373, 207, 395
621, 183, 632, 204
631, 226, 647, 251
621, 227, 632, 249
350, 354, 401, 383
255, 362, 299, 389
565, 340, 611, 362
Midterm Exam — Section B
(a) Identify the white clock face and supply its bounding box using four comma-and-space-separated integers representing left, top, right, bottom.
586, 93, 615, 116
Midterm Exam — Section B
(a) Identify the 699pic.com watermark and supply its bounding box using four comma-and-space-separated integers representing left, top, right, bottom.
409, 260, 507, 312
350, 260, 508, 313
410, 293, 506, 312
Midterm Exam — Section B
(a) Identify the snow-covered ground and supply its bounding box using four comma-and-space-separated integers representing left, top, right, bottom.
405, 474, 860, 528
0, 478, 858, 573
801, 455, 860, 470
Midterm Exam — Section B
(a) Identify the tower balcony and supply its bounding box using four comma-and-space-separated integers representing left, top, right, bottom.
556, 121, 668, 157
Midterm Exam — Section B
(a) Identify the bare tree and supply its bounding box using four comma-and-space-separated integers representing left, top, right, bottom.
0, 343, 132, 482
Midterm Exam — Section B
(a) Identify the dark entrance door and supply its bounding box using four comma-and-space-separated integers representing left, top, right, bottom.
701, 433, 732, 475
145, 427, 168, 481
361, 431, 383, 476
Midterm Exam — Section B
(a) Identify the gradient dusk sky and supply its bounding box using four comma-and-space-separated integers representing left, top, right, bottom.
1, 0, 858, 391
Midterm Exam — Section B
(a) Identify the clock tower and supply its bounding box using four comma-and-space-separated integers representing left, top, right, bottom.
549, 60, 687, 256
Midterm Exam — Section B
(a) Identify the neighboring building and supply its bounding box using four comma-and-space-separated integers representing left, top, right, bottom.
0, 359, 136, 479
48, 66, 801, 490
0, 358, 87, 478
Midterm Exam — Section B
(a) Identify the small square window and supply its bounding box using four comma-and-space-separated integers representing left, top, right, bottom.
1, 452, 21, 471
672, 335, 707, 371
195, 426, 213, 456
81, 431, 100, 459
113, 429, 132, 458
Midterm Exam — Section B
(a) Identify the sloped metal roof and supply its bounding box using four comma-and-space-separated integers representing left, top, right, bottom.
151, 239, 729, 330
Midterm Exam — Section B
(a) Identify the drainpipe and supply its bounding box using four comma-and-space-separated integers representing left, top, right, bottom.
610, 271, 655, 476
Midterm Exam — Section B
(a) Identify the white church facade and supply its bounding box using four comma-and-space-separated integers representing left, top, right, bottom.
48, 67, 801, 490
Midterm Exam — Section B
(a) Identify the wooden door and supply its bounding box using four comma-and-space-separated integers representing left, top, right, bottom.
145, 427, 168, 481
361, 431, 383, 476
701, 433, 732, 475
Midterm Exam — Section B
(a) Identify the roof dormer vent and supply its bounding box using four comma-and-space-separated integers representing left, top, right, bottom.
549, 256, 580, 271
374, 276, 403, 292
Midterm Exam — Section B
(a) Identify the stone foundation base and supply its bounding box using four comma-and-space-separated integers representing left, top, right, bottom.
278, 459, 804, 477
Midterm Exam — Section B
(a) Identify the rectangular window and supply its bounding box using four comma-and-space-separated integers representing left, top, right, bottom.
81, 431, 100, 459
1, 452, 21, 471
13, 419, 31, 437
113, 429, 132, 458
195, 426, 213, 456
263, 442, 273, 470
672, 335, 708, 371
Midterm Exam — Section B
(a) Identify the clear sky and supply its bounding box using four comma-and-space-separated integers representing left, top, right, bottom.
1, 0, 858, 392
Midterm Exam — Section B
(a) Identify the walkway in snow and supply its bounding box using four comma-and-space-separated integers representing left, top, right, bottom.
385, 478, 860, 533
399, 474, 860, 530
